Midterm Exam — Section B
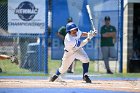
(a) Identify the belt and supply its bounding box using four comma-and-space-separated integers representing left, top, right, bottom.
64, 50, 69, 52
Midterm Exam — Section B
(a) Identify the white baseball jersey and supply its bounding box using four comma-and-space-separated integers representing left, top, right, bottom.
64, 29, 82, 52
59, 30, 90, 74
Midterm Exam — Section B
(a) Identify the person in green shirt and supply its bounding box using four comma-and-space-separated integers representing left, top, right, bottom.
100, 16, 117, 74
57, 17, 73, 45
57, 17, 75, 73
57, 26, 67, 45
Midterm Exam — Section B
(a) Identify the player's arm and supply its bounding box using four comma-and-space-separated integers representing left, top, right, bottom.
103, 32, 116, 44
65, 37, 90, 52
81, 32, 88, 37
102, 26, 116, 38
0, 55, 19, 65
81, 30, 97, 37
75, 31, 97, 48
102, 32, 116, 38
0, 55, 10, 60
65, 30, 97, 51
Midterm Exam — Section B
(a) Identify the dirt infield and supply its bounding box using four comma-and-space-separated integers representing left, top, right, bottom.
0, 79, 140, 92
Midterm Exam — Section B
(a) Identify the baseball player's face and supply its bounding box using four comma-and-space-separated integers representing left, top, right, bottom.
70, 29, 78, 36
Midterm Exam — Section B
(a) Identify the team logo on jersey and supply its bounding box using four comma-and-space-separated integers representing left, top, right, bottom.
15, 1, 38, 21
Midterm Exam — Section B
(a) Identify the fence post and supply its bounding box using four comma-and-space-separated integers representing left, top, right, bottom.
44, 0, 48, 74
119, 0, 124, 73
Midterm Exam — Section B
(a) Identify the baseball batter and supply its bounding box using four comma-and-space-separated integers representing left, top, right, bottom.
49, 22, 97, 83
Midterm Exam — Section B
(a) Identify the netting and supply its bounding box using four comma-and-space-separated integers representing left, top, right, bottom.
51, 0, 122, 73
0, 0, 48, 74
0, 0, 123, 74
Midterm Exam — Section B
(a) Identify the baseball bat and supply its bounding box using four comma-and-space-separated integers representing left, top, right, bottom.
86, 5, 96, 31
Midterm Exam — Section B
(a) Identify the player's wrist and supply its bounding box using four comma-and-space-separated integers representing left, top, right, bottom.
87, 32, 93, 39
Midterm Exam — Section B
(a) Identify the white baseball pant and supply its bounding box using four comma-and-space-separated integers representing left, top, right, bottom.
58, 48, 89, 74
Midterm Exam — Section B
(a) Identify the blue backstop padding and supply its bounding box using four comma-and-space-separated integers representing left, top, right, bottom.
51, 0, 121, 60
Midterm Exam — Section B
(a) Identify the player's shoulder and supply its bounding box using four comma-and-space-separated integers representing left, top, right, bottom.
65, 33, 76, 42
65, 33, 71, 41
77, 29, 82, 36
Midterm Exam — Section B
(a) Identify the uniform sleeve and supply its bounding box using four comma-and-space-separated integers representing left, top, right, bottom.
77, 30, 82, 38
65, 40, 76, 51
64, 35, 76, 51
64, 30, 85, 52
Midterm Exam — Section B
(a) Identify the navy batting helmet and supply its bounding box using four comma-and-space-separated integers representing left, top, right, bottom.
66, 22, 78, 33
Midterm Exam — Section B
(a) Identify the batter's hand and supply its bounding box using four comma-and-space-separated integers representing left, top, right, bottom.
90, 30, 97, 36
10, 55, 19, 65
87, 32, 93, 39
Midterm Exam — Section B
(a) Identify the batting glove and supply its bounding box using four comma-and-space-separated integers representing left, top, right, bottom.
87, 32, 93, 39
90, 30, 97, 36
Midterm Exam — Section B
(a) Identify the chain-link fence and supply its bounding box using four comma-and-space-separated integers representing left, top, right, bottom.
0, 1, 48, 74
0, 0, 123, 75
51, 0, 123, 73
0, 35, 47, 74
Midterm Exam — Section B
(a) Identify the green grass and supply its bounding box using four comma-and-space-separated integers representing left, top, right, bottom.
48, 59, 95, 75
0, 57, 95, 76
0, 60, 28, 72
0, 59, 31, 76
0, 57, 140, 78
